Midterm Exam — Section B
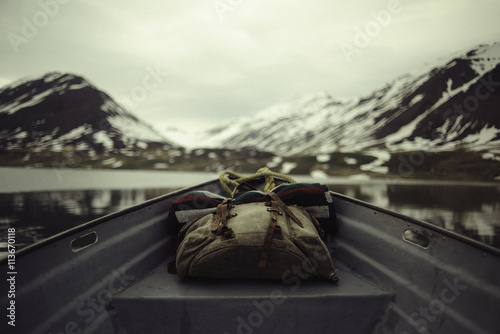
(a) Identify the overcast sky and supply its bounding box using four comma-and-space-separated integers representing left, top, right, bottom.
1, 0, 500, 132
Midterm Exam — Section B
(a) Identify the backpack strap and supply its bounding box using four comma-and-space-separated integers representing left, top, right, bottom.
259, 192, 306, 268
259, 198, 281, 268
211, 199, 233, 235
267, 192, 303, 228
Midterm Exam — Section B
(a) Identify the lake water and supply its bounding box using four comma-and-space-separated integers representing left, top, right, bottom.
1, 167, 499, 253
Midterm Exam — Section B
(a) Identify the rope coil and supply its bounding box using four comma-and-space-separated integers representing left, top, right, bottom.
219, 167, 296, 196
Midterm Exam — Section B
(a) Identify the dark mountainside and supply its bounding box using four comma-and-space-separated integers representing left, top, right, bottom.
0, 73, 176, 152
0, 73, 182, 169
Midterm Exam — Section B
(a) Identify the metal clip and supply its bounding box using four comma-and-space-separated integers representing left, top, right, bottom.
267, 208, 283, 215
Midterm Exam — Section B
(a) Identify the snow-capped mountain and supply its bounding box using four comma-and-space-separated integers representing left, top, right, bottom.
194, 43, 500, 156
0, 72, 177, 155
153, 125, 200, 150
1, 44, 498, 178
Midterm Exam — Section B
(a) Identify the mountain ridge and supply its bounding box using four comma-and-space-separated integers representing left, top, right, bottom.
185, 43, 500, 158
0, 44, 499, 180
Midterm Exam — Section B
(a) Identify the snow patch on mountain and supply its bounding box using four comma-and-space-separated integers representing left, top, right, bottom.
281, 162, 297, 174
153, 126, 200, 149
0, 89, 53, 115
360, 150, 391, 175
316, 154, 330, 163
94, 131, 114, 150
468, 43, 500, 75
463, 126, 500, 149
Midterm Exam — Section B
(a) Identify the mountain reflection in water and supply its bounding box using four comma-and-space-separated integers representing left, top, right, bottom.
0, 188, 176, 250
333, 183, 500, 249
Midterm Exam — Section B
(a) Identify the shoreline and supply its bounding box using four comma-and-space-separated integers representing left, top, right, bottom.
1, 166, 498, 194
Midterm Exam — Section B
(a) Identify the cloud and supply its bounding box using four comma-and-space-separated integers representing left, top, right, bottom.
1, 0, 500, 132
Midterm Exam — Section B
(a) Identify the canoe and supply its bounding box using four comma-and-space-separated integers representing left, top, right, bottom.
1, 176, 499, 334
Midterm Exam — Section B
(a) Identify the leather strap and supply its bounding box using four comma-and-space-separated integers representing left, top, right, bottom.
267, 192, 304, 228
211, 199, 231, 234
259, 199, 280, 268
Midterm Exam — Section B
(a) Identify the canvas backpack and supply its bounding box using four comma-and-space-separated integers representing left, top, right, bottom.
174, 192, 337, 282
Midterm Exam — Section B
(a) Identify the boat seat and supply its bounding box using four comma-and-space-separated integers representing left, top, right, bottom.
110, 260, 393, 333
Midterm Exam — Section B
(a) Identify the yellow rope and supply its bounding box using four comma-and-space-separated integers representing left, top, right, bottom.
219, 167, 296, 196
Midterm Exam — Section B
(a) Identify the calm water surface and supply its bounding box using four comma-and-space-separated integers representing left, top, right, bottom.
333, 183, 500, 248
0, 188, 177, 251
0, 168, 499, 253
